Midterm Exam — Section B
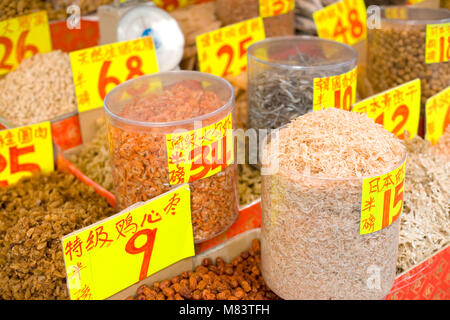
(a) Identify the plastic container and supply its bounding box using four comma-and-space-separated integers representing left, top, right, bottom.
104, 71, 238, 243
367, 6, 450, 117
247, 36, 357, 163
259, 109, 407, 300
215, 0, 294, 37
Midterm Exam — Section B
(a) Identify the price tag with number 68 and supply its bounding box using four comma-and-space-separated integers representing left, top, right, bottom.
62, 184, 194, 300
70, 37, 159, 113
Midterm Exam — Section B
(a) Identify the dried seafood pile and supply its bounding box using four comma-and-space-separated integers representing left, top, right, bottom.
294, 0, 337, 35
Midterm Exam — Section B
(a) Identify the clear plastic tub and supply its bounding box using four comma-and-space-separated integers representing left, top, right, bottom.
367, 6, 450, 117
215, 0, 294, 37
247, 36, 357, 161
104, 71, 238, 243
260, 125, 407, 300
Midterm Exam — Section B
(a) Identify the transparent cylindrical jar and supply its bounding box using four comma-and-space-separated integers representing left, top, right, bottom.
247, 36, 357, 137
104, 71, 238, 243
367, 7, 450, 117
215, 0, 294, 37
260, 129, 406, 300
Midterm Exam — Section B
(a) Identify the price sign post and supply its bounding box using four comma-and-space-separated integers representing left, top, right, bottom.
352, 79, 421, 139
425, 87, 450, 145
0, 122, 54, 187
0, 11, 52, 75
313, 0, 367, 46
425, 23, 450, 64
259, 0, 295, 18
196, 17, 266, 77
62, 185, 194, 300
70, 37, 159, 113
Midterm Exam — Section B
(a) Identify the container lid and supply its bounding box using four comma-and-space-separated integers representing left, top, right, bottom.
381, 6, 450, 25
117, 3, 185, 72
247, 36, 358, 71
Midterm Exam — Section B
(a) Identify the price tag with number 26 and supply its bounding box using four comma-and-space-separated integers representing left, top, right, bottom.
62, 184, 194, 300
0, 11, 52, 75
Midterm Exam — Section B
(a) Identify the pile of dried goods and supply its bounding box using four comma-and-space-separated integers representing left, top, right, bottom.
69, 117, 113, 192
0, 171, 116, 300
0, 0, 65, 21
107, 80, 238, 242
261, 108, 405, 299
0, 50, 77, 126
238, 164, 261, 206
128, 239, 279, 300
433, 125, 450, 161
397, 135, 450, 274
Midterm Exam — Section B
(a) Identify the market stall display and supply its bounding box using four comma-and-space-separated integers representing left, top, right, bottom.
0, 50, 77, 126
0, 172, 116, 300
366, 7, 450, 116
261, 108, 406, 299
105, 71, 238, 243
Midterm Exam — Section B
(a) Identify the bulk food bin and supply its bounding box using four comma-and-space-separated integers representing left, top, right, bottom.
247, 36, 357, 163
104, 71, 239, 243
367, 6, 450, 118
259, 109, 407, 300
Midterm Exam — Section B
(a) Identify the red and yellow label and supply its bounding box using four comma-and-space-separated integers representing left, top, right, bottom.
0, 122, 54, 186
70, 36, 159, 113
259, 0, 295, 18
196, 17, 266, 77
62, 185, 194, 300
0, 11, 52, 75
352, 79, 421, 139
360, 158, 406, 235
425, 86, 450, 145
425, 23, 450, 64
166, 113, 233, 185
384, 7, 408, 20
313, 0, 367, 46
313, 67, 357, 111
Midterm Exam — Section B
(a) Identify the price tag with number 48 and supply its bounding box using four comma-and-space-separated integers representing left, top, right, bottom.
313, 0, 367, 46
0, 11, 52, 75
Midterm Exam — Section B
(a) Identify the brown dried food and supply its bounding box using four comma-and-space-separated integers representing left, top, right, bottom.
128, 239, 279, 300
108, 82, 238, 242
0, 171, 116, 300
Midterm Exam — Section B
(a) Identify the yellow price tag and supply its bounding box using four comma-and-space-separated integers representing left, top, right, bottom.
259, 0, 295, 18
197, 17, 266, 77
352, 79, 421, 139
62, 184, 194, 300
70, 37, 159, 113
360, 158, 406, 235
0, 11, 52, 75
0, 122, 54, 186
425, 23, 450, 64
313, 67, 357, 111
425, 86, 450, 145
384, 7, 408, 20
166, 113, 233, 185
313, 0, 367, 46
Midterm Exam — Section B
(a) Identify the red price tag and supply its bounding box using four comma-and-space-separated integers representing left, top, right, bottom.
0, 11, 52, 75
70, 37, 159, 113
313, 0, 367, 46
0, 122, 54, 186
62, 185, 194, 300
196, 17, 266, 77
